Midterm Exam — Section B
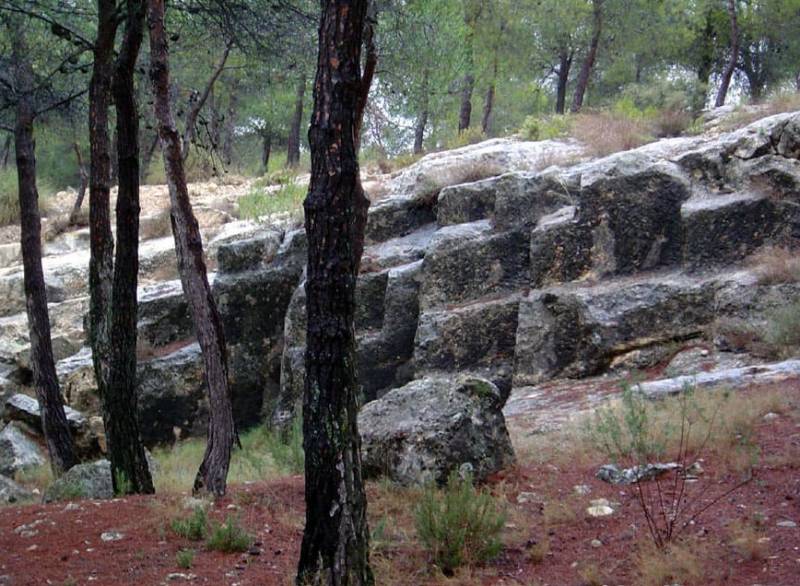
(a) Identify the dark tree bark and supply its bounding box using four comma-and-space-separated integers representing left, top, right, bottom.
107, 0, 154, 495
147, 0, 235, 497
181, 42, 232, 162
571, 0, 603, 113
260, 128, 272, 175
222, 80, 239, 165
555, 48, 574, 115
296, 0, 374, 584
413, 70, 430, 155
286, 75, 306, 167
796, 70, 800, 93
458, 74, 474, 133
11, 24, 77, 476
68, 142, 88, 225
88, 0, 119, 426
715, 0, 739, 108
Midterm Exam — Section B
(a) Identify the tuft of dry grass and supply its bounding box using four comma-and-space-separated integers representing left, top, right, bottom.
577, 561, 607, 586
140, 209, 173, 241
542, 499, 578, 526
728, 519, 769, 561
570, 111, 654, 157
719, 92, 800, 132
635, 540, 708, 586
748, 246, 800, 285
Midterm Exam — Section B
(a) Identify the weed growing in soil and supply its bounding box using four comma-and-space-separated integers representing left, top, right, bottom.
170, 507, 208, 541
414, 472, 506, 575
207, 515, 253, 553
176, 548, 195, 569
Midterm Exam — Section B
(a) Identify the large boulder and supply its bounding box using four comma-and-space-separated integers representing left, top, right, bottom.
0, 422, 45, 477
0, 474, 32, 504
43, 460, 113, 502
359, 376, 515, 485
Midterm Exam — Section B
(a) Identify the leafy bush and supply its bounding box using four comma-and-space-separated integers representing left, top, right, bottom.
763, 300, 800, 355
414, 472, 506, 575
170, 507, 208, 541
237, 182, 306, 222
206, 515, 252, 553
265, 416, 304, 474
175, 548, 195, 569
520, 115, 572, 141
444, 127, 486, 150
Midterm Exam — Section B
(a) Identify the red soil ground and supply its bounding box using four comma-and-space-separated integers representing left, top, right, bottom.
1, 382, 799, 586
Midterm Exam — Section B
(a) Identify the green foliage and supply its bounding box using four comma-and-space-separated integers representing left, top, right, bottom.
264, 417, 305, 475
175, 548, 195, 569
45, 479, 86, 502
237, 182, 306, 222
170, 507, 209, 541
0, 168, 19, 226
520, 115, 572, 141
444, 127, 487, 150
206, 515, 253, 553
763, 301, 800, 355
113, 469, 133, 496
414, 472, 506, 575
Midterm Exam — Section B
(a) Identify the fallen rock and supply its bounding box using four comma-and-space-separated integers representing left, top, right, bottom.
0, 473, 33, 504
596, 463, 679, 485
43, 460, 113, 502
359, 375, 515, 485
0, 421, 45, 476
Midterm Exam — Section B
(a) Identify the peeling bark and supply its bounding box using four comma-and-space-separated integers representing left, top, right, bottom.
147, 0, 235, 497
296, 0, 374, 584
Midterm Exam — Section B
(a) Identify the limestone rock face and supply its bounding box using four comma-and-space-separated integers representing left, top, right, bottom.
358, 376, 515, 485
0, 421, 45, 477
0, 474, 32, 504
43, 460, 113, 502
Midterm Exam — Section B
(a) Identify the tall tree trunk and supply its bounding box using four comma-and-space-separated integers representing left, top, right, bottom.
11, 24, 77, 476
296, 0, 374, 584
481, 84, 495, 136
181, 42, 231, 162
354, 3, 378, 151
458, 73, 474, 133
715, 0, 739, 108
68, 142, 88, 225
571, 0, 603, 113
222, 80, 239, 166
796, 70, 800, 93
287, 75, 306, 168
260, 129, 272, 175
555, 48, 573, 115
88, 0, 119, 419
147, 0, 235, 497
413, 70, 430, 155
108, 0, 154, 495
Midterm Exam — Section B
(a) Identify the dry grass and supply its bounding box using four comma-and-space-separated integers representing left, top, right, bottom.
140, 209, 173, 241
577, 561, 607, 586
542, 499, 578, 526
728, 518, 769, 561
416, 160, 506, 202
570, 111, 654, 157
635, 539, 708, 586
748, 246, 800, 285
719, 92, 800, 132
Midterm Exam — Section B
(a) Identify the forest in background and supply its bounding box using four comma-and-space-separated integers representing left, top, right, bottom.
1, 0, 800, 210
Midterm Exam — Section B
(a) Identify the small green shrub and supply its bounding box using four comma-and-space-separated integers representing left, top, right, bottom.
763, 301, 800, 355
175, 548, 195, 569
170, 507, 208, 541
113, 469, 133, 496
254, 167, 298, 188
520, 115, 572, 141
445, 127, 486, 150
238, 182, 306, 222
206, 515, 252, 553
265, 416, 304, 474
414, 472, 506, 575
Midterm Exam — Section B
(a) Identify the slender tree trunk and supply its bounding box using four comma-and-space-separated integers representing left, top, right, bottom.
181, 42, 232, 162
715, 0, 739, 108
287, 75, 306, 168
11, 24, 77, 476
796, 70, 800, 93
260, 129, 272, 176
555, 48, 573, 115
222, 81, 239, 166
458, 72, 474, 133
88, 0, 119, 415
68, 142, 88, 225
1, 135, 11, 168
147, 0, 235, 497
413, 70, 430, 155
108, 0, 154, 495
296, 0, 374, 584
571, 0, 603, 113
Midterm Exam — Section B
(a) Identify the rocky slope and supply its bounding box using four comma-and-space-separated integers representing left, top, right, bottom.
2, 114, 800, 482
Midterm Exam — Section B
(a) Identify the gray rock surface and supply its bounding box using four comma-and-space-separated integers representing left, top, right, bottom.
43, 459, 113, 502
359, 376, 515, 485
0, 422, 45, 476
0, 474, 32, 504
